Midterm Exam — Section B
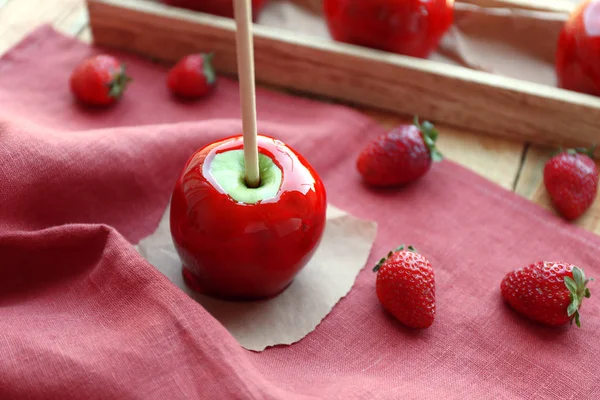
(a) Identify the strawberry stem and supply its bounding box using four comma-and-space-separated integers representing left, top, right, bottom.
202, 52, 217, 85
107, 64, 132, 99
413, 116, 443, 162
372, 244, 418, 272
563, 146, 596, 159
372, 257, 387, 273
564, 266, 593, 328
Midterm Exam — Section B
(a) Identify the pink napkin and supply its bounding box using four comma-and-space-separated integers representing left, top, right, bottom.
1, 26, 600, 399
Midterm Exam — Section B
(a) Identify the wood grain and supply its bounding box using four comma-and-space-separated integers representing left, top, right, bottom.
283, 0, 578, 15
87, 0, 600, 155
514, 145, 551, 199
459, 0, 577, 13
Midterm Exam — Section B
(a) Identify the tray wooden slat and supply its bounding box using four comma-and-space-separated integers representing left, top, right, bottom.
460, 0, 575, 13
87, 0, 600, 152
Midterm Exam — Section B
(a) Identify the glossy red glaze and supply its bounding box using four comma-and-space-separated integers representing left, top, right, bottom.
170, 135, 327, 300
323, 0, 454, 58
556, 0, 600, 96
159, 0, 268, 21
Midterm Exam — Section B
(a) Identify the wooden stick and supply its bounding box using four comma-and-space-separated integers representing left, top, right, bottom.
233, 0, 260, 188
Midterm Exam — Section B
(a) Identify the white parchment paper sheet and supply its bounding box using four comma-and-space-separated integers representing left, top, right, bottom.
135, 204, 377, 351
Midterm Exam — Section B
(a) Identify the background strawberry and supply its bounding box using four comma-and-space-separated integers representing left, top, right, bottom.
501, 261, 593, 327
167, 53, 217, 99
357, 117, 443, 187
70, 54, 131, 106
373, 245, 436, 329
543, 148, 599, 220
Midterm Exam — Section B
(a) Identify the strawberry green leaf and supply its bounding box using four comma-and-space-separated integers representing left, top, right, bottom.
374, 245, 407, 272
421, 121, 438, 141
107, 65, 133, 99
564, 147, 596, 159
564, 266, 593, 327
564, 276, 577, 294
572, 267, 585, 288
413, 116, 444, 163
574, 145, 596, 159
373, 257, 387, 273
202, 52, 217, 85
430, 149, 444, 162
567, 300, 579, 317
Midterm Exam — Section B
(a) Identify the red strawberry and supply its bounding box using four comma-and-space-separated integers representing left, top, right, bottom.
357, 117, 443, 187
373, 245, 436, 329
70, 54, 131, 106
167, 53, 217, 99
543, 148, 599, 220
501, 262, 593, 327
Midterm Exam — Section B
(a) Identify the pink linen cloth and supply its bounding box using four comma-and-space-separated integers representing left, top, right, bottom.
0, 26, 599, 399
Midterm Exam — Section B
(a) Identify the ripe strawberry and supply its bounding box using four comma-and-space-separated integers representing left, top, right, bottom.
501, 262, 593, 327
167, 53, 217, 99
543, 148, 599, 220
373, 245, 436, 329
357, 117, 443, 187
70, 54, 131, 106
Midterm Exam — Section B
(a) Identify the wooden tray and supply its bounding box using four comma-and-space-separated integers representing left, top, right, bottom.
86, 0, 600, 152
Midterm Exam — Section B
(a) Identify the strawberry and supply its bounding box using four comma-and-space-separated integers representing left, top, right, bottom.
167, 53, 217, 99
357, 117, 443, 187
501, 262, 593, 327
543, 148, 599, 220
69, 54, 131, 106
372, 245, 436, 329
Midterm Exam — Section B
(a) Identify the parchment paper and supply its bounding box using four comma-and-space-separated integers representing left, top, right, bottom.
260, 0, 572, 87
135, 204, 377, 351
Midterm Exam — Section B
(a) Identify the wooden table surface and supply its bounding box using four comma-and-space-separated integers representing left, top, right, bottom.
2, 0, 599, 234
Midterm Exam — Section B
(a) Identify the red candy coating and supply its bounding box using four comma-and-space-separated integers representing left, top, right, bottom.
170, 135, 327, 300
323, 0, 454, 58
556, 0, 600, 96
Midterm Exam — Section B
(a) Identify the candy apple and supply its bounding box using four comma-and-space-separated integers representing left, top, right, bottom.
555, 0, 600, 96
323, 0, 454, 58
170, 134, 327, 300
159, 0, 268, 21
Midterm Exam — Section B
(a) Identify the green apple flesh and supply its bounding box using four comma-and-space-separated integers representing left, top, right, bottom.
209, 150, 283, 204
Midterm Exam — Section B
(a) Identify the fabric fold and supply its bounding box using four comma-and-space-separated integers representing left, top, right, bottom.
1, 25, 600, 400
